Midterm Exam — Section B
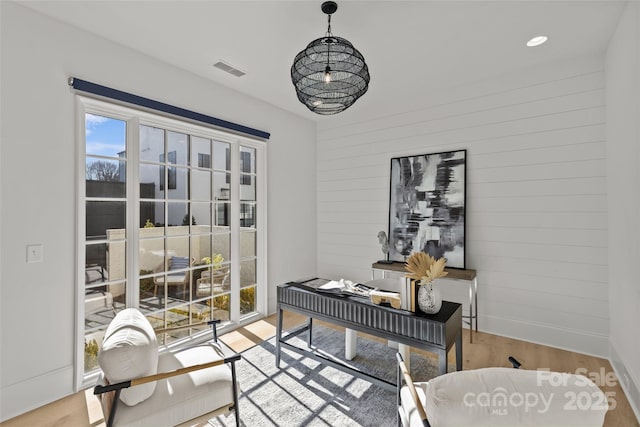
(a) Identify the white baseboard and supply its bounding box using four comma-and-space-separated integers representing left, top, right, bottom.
0, 365, 74, 422
609, 342, 640, 423
479, 314, 609, 359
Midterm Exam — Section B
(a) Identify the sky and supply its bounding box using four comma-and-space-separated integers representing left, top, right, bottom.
85, 113, 126, 158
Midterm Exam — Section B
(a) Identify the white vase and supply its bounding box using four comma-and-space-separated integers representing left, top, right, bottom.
417, 281, 442, 314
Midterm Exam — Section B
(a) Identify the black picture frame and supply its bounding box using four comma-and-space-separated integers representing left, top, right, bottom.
388, 149, 466, 269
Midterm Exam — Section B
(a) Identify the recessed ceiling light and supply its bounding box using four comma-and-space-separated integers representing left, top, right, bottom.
526, 35, 548, 47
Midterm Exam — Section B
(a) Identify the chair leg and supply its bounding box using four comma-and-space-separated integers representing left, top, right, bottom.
106, 389, 122, 427
231, 361, 240, 427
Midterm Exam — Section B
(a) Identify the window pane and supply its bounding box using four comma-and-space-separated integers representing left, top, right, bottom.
167, 202, 189, 229
139, 237, 165, 272
191, 202, 211, 233
86, 114, 126, 158
107, 241, 126, 282
86, 201, 125, 239
140, 125, 164, 162
168, 166, 188, 200
192, 235, 212, 265
86, 158, 126, 196
167, 236, 190, 261
140, 201, 164, 229
240, 146, 255, 174
85, 243, 108, 276
192, 136, 211, 168
140, 163, 164, 199
85, 265, 107, 288
240, 230, 256, 258
84, 330, 105, 374
240, 286, 256, 316
198, 153, 211, 169
193, 265, 210, 298
190, 302, 217, 325
159, 151, 178, 191
214, 202, 230, 227
212, 233, 230, 261
139, 271, 156, 300
191, 169, 211, 201
214, 171, 230, 200
240, 259, 256, 289
240, 177, 255, 201
240, 202, 256, 228
167, 131, 188, 166
211, 293, 231, 322
213, 140, 230, 171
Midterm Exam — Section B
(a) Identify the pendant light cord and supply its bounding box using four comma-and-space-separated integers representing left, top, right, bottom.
325, 14, 332, 73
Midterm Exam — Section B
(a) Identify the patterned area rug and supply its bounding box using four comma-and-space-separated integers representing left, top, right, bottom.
208, 325, 448, 427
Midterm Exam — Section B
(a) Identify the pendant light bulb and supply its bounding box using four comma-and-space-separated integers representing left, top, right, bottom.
324, 66, 332, 83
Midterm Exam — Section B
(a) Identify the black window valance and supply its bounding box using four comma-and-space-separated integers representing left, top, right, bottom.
69, 77, 270, 140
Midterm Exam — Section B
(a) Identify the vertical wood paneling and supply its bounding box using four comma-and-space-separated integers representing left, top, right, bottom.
316, 56, 609, 357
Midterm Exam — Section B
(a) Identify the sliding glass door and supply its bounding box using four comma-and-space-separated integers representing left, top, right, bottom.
77, 97, 266, 386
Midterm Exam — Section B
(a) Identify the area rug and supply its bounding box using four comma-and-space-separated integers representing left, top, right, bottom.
208, 325, 449, 427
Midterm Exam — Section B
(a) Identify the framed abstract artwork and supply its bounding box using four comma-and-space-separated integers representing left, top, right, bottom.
388, 149, 466, 268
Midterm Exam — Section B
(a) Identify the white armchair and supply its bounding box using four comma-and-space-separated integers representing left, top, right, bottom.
396, 353, 608, 427
94, 308, 240, 427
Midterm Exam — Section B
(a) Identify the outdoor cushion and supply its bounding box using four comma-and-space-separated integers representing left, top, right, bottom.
169, 256, 190, 273
98, 308, 159, 406
86, 267, 105, 283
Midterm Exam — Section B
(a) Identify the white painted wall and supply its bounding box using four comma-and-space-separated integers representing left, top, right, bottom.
317, 55, 609, 358
605, 1, 640, 419
0, 2, 316, 421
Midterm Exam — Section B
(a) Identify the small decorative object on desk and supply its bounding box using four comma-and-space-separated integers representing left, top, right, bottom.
377, 231, 393, 263
404, 252, 448, 314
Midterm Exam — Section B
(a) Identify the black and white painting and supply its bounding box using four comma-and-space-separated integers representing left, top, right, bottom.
388, 149, 466, 268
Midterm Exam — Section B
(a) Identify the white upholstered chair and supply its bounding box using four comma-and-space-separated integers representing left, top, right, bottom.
396, 353, 608, 427
94, 308, 241, 427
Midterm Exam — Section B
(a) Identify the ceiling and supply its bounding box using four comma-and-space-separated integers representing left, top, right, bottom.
21, 0, 626, 123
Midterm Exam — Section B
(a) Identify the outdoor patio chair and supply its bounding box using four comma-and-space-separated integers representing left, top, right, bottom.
153, 256, 195, 298
94, 308, 241, 427
196, 266, 231, 298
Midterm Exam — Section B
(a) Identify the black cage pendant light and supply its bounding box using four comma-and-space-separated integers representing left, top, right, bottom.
291, 1, 370, 115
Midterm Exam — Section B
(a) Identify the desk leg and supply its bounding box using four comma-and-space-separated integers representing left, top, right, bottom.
438, 349, 447, 375
469, 280, 473, 344
276, 305, 283, 368
474, 277, 478, 334
345, 328, 357, 360
307, 317, 313, 347
456, 331, 463, 371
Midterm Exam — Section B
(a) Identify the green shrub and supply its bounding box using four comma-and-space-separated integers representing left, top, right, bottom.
84, 339, 99, 371
139, 269, 155, 295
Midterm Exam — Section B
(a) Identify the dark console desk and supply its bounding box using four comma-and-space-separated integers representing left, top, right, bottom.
276, 281, 462, 391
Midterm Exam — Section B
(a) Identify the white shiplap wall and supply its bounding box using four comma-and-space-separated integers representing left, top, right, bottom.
316, 55, 608, 357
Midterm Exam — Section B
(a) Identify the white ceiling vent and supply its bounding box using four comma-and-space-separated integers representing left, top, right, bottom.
213, 60, 246, 77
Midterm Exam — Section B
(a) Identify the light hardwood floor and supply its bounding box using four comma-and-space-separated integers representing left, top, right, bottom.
3, 312, 639, 427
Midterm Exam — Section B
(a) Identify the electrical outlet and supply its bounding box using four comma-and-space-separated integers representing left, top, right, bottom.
27, 244, 43, 263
